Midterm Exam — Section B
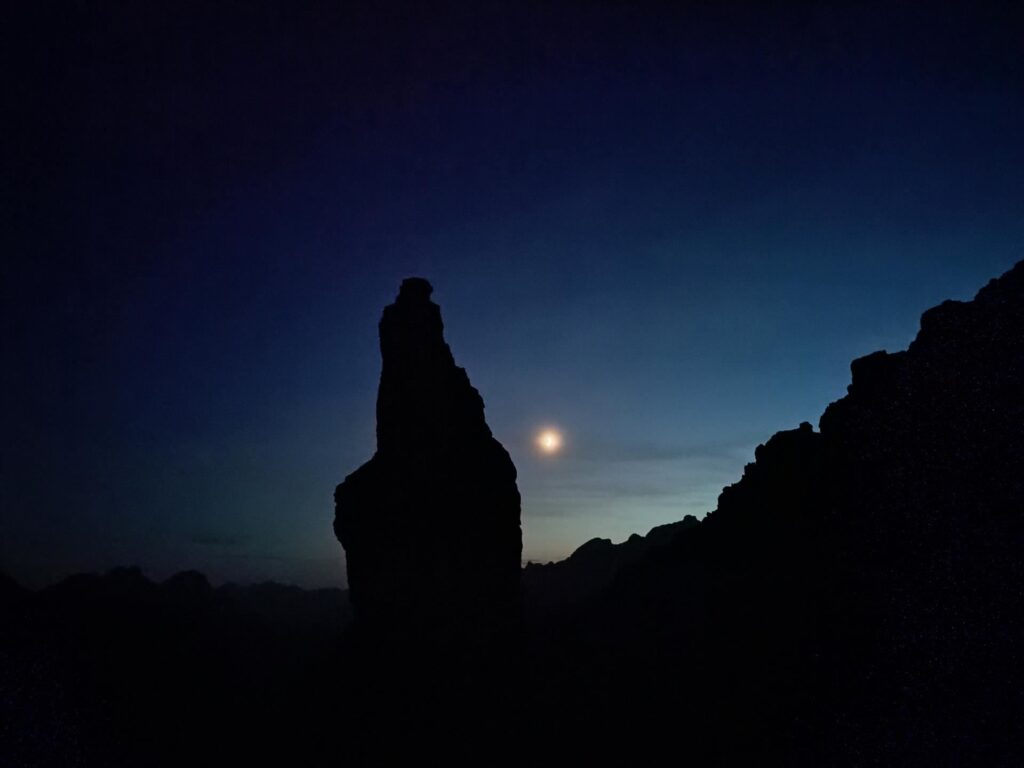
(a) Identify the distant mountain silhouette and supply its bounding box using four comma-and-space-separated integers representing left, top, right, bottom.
0, 568, 350, 767
334, 277, 522, 638
522, 515, 700, 613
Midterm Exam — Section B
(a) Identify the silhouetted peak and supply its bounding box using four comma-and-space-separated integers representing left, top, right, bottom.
106, 565, 148, 582
749, 421, 820, 465
644, 515, 700, 547
821, 258, 1024, 441
373, 277, 495, 456
571, 537, 615, 561
710, 421, 825, 527
163, 570, 212, 596
972, 259, 1024, 309
846, 350, 905, 400
521, 516, 703, 611
336, 279, 522, 637
918, 298, 967, 336
397, 276, 433, 302
919, 259, 1024, 333
379, 276, 446, 367
909, 260, 1024, 359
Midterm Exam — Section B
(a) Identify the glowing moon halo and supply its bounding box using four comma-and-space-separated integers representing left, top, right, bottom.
536, 428, 563, 455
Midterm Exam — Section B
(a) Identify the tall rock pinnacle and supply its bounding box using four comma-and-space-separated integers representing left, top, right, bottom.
334, 278, 522, 636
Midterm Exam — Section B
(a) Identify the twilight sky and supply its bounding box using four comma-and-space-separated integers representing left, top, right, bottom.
4, 2, 1022, 587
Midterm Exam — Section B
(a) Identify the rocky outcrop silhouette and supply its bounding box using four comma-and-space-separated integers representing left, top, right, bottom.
334, 278, 522, 637
521, 515, 699, 613
530, 260, 1024, 764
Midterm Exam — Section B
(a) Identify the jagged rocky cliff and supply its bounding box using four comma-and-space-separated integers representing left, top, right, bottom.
525, 260, 1024, 764
334, 278, 522, 636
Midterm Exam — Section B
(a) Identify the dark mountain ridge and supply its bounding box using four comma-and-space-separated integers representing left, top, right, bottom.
522, 515, 700, 612
0, 567, 351, 766
522, 259, 1024, 764
2, 261, 1021, 765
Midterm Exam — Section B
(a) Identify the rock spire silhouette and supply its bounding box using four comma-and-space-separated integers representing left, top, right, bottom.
334, 278, 522, 636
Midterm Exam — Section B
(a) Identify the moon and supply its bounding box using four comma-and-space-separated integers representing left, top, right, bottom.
536, 428, 563, 455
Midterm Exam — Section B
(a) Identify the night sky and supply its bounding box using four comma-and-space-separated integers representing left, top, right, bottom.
4, 2, 1022, 588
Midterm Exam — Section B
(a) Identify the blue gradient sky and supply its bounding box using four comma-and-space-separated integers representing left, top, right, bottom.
4, 2, 1022, 587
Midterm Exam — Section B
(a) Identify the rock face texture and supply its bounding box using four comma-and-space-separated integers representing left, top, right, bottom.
334, 278, 522, 636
